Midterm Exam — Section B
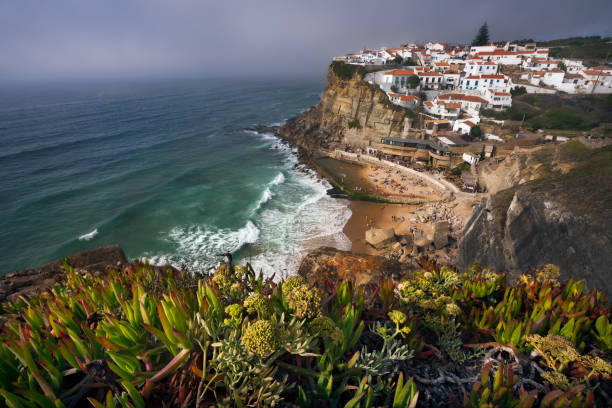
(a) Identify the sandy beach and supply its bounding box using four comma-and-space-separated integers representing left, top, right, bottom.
326, 156, 481, 263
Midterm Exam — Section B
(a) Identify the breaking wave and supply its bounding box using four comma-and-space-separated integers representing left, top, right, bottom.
78, 228, 98, 241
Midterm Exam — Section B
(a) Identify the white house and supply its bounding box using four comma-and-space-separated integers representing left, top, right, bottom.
581, 69, 612, 93
426, 42, 448, 51
387, 93, 420, 108
437, 93, 488, 116
540, 69, 565, 87
562, 59, 584, 74
459, 74, 512, 93
463, 152, 480, 165
432, 62, 451, 72
521, 71, 546, 86
442, 70, 461, 90
417, 71, 443, 90
383, 69, 417, 89
475, 50, 522, 65
523, 58, 559, 71
424, 100, 461, 119
469, 44, 497, 55
453, 117, 480, 134
464, 60, 499, 75
483, 89, 512, 110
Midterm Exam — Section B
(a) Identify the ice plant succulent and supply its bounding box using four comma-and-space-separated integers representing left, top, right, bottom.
308, 316, 343, 342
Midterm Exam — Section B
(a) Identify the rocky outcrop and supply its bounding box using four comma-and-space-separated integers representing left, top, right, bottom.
433, 221, 451, 250
0, 245, 128, 302
298, 247, 411, 288
365, 227, 396, 248
278, 66, 413, 159
459, 142, 612, 293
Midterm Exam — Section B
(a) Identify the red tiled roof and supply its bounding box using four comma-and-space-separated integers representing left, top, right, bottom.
418, 72, 442, 76
583, 70, 612, 77
438, 93, 488, 103
384, 69, 415, 76
441, 102, 461, 109
476, 51, 517, 56
465, 74, 505, 79
388, 93, 420, 101
463, 121, 476, 127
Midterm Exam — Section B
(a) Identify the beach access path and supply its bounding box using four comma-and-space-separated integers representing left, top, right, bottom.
331, 150, 470, 198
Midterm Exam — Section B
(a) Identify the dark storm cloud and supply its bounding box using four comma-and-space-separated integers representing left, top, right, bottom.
1, 0, 610, 80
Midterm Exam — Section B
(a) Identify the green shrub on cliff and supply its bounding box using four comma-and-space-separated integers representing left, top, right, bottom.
0, 258, 610, 407
348, 119, 362, 129
330, 61, 367, 80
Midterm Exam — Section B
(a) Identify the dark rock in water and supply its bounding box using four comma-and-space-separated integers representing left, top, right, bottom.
245, 125, 279, 135
0, 245, 128, 303
298, 247, 411, 288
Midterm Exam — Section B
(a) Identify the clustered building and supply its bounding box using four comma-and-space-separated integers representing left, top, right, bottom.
333, 40, 609, 170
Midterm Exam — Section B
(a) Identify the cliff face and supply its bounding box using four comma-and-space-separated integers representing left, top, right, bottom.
278, 67, 412, 156
459, 142, 612, 293
0, 245, 128, 303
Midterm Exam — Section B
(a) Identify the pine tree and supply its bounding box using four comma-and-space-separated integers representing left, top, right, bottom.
471, 22, 490, 46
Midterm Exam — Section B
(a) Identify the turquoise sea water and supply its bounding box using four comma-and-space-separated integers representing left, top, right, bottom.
0, 78, 351, 276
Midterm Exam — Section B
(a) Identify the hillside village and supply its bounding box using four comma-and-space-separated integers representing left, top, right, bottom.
331, 38, 611, 184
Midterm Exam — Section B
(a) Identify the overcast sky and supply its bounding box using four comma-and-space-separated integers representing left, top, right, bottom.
1, 0, 611, 81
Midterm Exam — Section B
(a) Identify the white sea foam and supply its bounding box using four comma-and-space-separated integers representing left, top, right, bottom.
271, 172, 285, 185
148, 129, 352, 278
147, 220, 261, 271
78, 228, 98, 241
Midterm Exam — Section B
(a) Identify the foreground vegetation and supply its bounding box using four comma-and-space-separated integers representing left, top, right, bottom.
0, 258, 611, 407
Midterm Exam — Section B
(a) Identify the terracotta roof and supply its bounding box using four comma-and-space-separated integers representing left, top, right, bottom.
388, 93, 419, 101
438, 93, 488, 103
444, 70, 460, 74
476, 50, 517, 56
441, 102, 461, 109
418, 72, 442, 76
384, 69, 415, 76
583, 70, 612, 77
465, 74, 506, 80
564, 73, 584, 79
468, 60, 497, 65
463, 121, 476, 127
424, 101, 434, 107
434, 62, 450, 66
494, 92, 511, 96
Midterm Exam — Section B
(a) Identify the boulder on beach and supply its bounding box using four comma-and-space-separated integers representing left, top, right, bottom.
433, 221, 451, 249
365, 227, 396, 248
298, 247, 411, 288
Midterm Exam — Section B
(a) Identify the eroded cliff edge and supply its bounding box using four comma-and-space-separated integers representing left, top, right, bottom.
458, 142, 612, 293
278, 65, 413, 158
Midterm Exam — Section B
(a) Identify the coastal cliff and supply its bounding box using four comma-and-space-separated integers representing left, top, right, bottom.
278, 65, 412, 157
458, 141, 612, 293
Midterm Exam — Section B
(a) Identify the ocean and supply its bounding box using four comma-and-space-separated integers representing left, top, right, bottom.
0, 78, 352, 277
